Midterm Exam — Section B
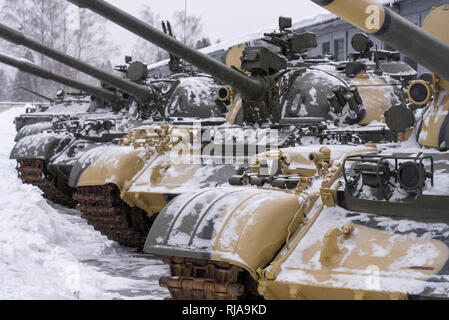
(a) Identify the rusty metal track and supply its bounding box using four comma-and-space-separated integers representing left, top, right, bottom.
74, 184, 154, 249
160, 256, 257, 300
16, 159, 77, 208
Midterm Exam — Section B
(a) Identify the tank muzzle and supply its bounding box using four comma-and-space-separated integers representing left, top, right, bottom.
217, 86, 232, 102
384, 103, 415, 132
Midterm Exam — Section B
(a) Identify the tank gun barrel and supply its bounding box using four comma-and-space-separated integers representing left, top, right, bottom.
0, 23, 154, 102
310, 0, 449, 83
66, 0, 267, 102
0, 52, 122, 104
18, 87, 55, 103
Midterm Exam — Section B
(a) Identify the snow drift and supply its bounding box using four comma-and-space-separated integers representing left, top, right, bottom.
0, 107, 168, 300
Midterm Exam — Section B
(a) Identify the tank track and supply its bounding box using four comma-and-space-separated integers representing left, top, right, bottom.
16, 159, 77, 208
160, 256, 262, 300
73, 184, 154, 249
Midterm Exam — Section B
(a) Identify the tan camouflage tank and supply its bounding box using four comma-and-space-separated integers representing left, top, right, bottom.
65, 0, 418, 254
141, 1, 449, 300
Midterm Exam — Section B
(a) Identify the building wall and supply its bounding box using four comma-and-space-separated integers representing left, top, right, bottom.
297, 0, 447, 74
148, 0, 446, 78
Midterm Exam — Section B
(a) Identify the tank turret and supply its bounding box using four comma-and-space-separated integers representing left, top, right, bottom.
0, 52, 122, 104
309, 0, 449, 149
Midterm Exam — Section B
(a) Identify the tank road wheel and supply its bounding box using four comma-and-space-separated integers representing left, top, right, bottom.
160, 257, 263, 300
16, 159, 77, 208
73, 184, 155, 249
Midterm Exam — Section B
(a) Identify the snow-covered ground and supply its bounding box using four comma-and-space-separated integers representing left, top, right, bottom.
0, 107, 169, 300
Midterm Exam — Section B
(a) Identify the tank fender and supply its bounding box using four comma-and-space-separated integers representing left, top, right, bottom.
70, 145, 147, 189
14, 122, 53, 142
260, 207, 449, 299
48, 140, 106, 184
145, 187, 314, 278
9, 132, 74, 162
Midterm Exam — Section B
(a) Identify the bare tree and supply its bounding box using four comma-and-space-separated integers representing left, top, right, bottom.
10, 51, 39, 101
131, 5, 169, 64
0, 68, 12, 101
172, 10, 204, 48
132, 5, 209, 65
0, 0, 118, 98
195, 37, 212, 49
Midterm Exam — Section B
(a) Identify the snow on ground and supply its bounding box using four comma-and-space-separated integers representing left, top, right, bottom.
0, 107, 169, 300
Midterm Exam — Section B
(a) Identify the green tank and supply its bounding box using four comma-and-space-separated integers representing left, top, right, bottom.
0, 51, 132, 206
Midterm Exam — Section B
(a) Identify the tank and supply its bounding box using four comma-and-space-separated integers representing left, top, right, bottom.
139, 1, 449, 299
64, 0, 422, 249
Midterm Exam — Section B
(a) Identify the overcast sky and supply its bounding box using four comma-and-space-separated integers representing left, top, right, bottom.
0, 0, 328, 64
105, 0, 327, 63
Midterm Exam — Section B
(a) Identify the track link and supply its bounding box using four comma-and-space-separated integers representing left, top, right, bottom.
16, 159, 77, 207
160, 256, 260, 300
73, 184, 154, 249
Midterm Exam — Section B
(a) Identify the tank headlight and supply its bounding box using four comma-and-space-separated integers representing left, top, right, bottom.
398, 162, 426, 193
56, 89, 65, 99
126, 61, 149, 82
384, 103, 415, 132
408, 80, 432, 105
